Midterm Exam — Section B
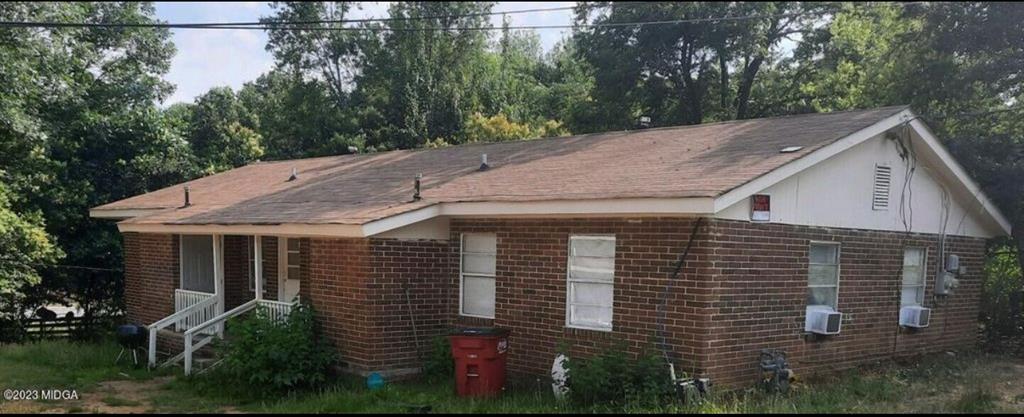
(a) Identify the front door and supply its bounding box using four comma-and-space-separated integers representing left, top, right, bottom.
278, 237, 301, 302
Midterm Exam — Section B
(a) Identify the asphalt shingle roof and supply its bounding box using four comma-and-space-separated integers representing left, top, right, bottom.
97, 106, 908, 226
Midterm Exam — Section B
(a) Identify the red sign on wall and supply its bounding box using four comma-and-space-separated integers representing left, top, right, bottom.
751, 194, 771, 222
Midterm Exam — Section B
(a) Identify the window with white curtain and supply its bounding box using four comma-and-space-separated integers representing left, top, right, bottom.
807, 242, 840, 310
180, 235, 215, 293
460, 233, 496, 318
901, 248, 927, 306
566, 235, 615, 331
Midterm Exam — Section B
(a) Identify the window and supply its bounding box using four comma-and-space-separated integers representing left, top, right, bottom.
460, 233, 496, 318
180, 235, 215, 293
807, 243, 840, 310
901, 248, 927, 306
285, 238, 300, 280
872, 164, 892, 210
247, 236, 260, 292
566, 235, 616, 331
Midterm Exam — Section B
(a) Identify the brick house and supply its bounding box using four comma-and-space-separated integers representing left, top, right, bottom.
90, 106, 1010, 387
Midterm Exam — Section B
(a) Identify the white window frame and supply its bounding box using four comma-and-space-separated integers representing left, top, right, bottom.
565, 234, 616, 332
247, 236, 259, 292
277, 237, 301, 302
807, 241, 841, 311
459, 233, 497, 319
901, 247, 928, 307
179, 234, 216, 293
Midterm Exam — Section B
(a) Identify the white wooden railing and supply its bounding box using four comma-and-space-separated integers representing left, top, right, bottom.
147, 295, 219, 368
258, 299, 296, 322
173, 289, 217, 331
181, 299, 297, 375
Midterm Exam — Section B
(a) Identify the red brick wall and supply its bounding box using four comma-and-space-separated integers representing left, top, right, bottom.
365, 238, 454, 372
448, 218, 714, 377
122, 217, 987, 388
305, 238, 375, 373
303, 237, 452, 376
123, 233, 178, 325
701, 219, 986, 387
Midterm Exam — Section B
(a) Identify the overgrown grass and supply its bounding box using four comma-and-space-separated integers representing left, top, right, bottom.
0, 339, 163, 391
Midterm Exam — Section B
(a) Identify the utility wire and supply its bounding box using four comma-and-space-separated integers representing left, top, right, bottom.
0, 2, 934, 32
0, 5, 858, 32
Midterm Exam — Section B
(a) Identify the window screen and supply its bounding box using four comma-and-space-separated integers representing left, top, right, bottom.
461, 233, 496, 318
901, 248, 927, 306
807, 243, 840, 310
180, 235, 215, 293
567, 235, 615, 330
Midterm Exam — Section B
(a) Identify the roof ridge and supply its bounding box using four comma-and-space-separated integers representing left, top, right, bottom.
247, 105, 911, 167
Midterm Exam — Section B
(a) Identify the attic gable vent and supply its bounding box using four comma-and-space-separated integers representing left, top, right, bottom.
872, 164, 892, 210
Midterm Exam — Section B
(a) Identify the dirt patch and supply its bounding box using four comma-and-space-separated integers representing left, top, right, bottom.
0, 377, 175, 414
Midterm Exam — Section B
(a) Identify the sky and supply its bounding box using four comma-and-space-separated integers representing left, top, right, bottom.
155, 2, 575, 105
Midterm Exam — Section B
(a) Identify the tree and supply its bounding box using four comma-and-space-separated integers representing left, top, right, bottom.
0, 181, 62, 341
185, 87, 264, 173
355, 2, 495, 149
238, 70, 360, 159
0, 2, 190, 321
573, 2, 815, 129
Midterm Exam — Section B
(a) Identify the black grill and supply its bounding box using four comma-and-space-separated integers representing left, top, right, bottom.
115, 324, 147, 366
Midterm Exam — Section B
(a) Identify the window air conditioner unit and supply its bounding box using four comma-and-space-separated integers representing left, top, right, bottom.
899, 305, 931, 328
805, 306, 842, 335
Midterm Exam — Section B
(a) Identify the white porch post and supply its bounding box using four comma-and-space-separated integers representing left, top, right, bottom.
254, 235, 263, 301
212, 234, 225, 336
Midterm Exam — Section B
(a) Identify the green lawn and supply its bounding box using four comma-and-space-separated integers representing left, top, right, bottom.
2, 340, 1023, 413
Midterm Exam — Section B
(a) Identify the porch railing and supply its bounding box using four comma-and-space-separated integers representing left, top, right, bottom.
181, 299, 298, 375
147, 295, 219, 368
258, 299, 296, 322
173, 289, 217, 332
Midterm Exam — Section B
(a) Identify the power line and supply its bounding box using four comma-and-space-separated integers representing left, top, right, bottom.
0, 2, 934, 32
0, 6, 838, 32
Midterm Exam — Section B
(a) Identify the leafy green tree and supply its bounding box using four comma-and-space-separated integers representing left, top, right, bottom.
0, 181, 62, 341
573, 2, 815, 129
264, 2, 364, 109
0, 2, 191, 321
355, 2, 495, 149
238, 70, 360, 159
185, 87, 264, 173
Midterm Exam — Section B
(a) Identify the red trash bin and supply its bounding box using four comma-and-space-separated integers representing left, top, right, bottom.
448, 327, 510, 397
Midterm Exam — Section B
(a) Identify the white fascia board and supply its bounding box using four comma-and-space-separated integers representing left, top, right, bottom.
361, 197, 715, 237
907, 118, 1012, 235
89, 208, 167, 220
117, 197, 714, 238
713, 109, 914, 213
116, 222, 364, 238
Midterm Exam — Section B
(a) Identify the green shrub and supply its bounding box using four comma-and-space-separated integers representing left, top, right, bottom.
564, 345, 674, 409
422, 335, 453, 380
980, 244, 1023, 349
214, 302, 336, 395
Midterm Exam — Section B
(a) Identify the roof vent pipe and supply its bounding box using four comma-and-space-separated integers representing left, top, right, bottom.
288, 167, 298, 181
413, 173, 422, 201
479, 153, 490, 171
182, 185, 192, 208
